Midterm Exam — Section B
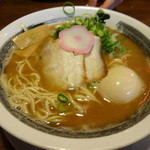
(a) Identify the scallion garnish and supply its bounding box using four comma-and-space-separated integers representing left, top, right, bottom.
95, 9, 110, 23
57, 94, 69, 103
63, 2, 75, 15
54, 9, 127, 57
57, 102, 72, 113
39, 56, 42, 60
57, 94, 72, 112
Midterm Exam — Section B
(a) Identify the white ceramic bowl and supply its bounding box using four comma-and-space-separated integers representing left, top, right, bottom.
0, 6, 150, 150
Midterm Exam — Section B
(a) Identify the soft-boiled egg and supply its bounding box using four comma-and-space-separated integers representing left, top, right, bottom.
98, 65, 144, 103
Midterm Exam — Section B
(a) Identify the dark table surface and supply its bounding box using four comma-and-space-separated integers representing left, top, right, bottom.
0, 0, 150, 149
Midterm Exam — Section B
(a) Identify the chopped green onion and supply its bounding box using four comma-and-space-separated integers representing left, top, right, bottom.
87, 84, 95, 89
97, 30, 103, 37
57, 94, 69, 103
112, 44, 127, 57
39, 56, 42, 60
95, 9, 110, 23
56, 94, 72, 112
82, 13, 94, 19
57, 102, 72, 113
103, 42, 118, 50
54, 9, 127, 57
63, 2, 75, 15
95, 9, 105, 20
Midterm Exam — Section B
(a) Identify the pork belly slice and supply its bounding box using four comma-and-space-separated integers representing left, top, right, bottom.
42, 38, 67, 90
61, 49, 84, 89
42, 38, 84, 90
85, 36, 106, 82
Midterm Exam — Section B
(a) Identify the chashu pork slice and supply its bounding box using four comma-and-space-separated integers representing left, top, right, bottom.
61, 49, 84, 89
42, 38, 84, 91
85, 36, 106, 82
42, 38, 67, 90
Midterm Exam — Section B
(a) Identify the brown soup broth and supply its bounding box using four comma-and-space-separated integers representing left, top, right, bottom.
3, 26, 150, 132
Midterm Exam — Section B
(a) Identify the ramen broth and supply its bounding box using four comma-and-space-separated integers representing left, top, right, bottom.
1, 23, 150, 132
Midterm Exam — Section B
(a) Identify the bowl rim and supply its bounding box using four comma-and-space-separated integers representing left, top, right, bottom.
0, 6, 150, 150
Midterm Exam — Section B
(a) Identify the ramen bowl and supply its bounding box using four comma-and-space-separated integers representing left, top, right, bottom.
0, 6, 150, 150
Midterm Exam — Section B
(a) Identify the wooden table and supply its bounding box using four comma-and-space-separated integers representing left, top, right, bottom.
0, 0, 150, 149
